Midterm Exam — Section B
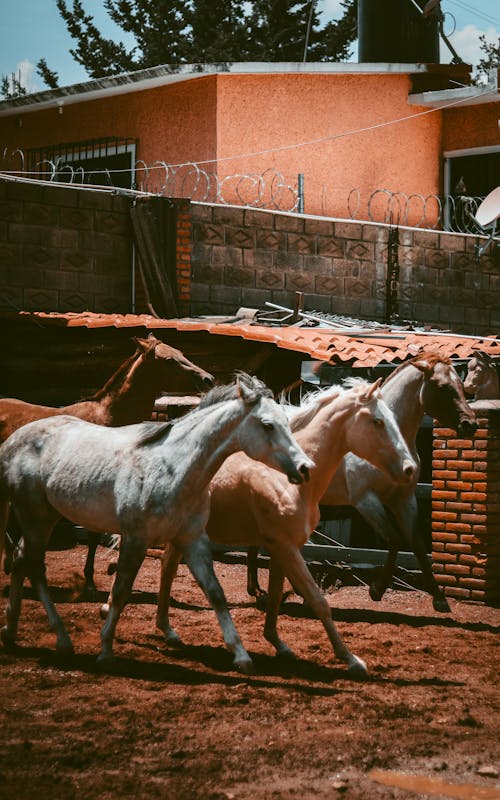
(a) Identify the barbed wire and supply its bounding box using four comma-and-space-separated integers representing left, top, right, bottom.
0, 147, 487, 231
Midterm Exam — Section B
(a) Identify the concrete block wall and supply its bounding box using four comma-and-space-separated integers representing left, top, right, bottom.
432, 402, 500, 605
189, 202, 500, 335
0, 178, 133, 313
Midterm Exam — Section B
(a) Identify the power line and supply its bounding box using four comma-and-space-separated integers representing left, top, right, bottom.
1, 85, 496, 177
446, 0, 500, 28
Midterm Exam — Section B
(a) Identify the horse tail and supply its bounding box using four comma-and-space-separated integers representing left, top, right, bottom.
0, 492, 9, 574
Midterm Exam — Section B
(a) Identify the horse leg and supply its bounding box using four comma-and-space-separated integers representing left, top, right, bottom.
3, 510, 23, 575
83, 531, 100, 595
390, 500, 451, 613
247, 546, 266, 600
98, 537, 146, 663
353, 494, 402, 602
156, 543, 184, 646
1, 536, 26, 647
3, 524, 73, 655
271, 544, 368, 678
181, 533, 253, 675
263, 555, 294, 658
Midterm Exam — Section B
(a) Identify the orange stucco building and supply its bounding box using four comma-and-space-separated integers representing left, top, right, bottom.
0, 63, 498, 221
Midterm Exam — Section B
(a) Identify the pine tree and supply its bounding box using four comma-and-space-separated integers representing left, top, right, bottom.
1, 72, 27, 99
34, 0, 358, 86
476, 34, 500, 82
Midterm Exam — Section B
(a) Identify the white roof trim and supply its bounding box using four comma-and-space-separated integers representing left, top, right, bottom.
409, 68, 499, 108
0, 61, 440, 118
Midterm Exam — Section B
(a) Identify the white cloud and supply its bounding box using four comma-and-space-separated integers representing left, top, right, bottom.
4, 59, 41, 94
317, 0, 346, 23
444, 24, 499, 68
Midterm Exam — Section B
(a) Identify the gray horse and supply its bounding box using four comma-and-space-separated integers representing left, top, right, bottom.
0, 373, 313, 674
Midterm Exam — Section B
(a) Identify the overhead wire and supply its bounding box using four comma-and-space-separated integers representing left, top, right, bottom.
0, 83, 496, 179
445, 0, 500, 27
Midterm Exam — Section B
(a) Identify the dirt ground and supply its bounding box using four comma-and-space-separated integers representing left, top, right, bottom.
0, 544, 499, 800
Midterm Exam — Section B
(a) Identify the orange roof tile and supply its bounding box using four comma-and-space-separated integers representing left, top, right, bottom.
13, 311, 500, 367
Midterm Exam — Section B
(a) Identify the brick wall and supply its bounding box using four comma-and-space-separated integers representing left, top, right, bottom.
2, 181, 498, 334
189, 203, 500, 335
432, 402, 500, 606
0, 178, 133, 313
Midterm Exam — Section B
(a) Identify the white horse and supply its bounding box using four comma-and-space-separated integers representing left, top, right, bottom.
0, 373, 313, 674
157, 378, 417, 678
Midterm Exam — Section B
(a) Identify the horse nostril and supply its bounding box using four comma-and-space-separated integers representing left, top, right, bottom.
403, 461, 415, 479
300, 464, 310, 482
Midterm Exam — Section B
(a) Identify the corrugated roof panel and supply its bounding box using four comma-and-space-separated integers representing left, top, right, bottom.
10, 311, 500, 367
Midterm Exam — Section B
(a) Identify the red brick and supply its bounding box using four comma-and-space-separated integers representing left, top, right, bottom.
433, 470, 458, 480
446, 587, 472, 600
432, 490, 458, 501
432, 551, 456, 563
445, 522, 472, 534
445, 563, 472, 576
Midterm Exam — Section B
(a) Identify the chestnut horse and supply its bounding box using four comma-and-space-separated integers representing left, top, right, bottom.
0, 374, 313, 673
1, 334, 214, 588
156, 378, 417, 678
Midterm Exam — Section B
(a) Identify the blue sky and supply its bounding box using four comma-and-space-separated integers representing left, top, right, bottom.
1, 0, 499, 93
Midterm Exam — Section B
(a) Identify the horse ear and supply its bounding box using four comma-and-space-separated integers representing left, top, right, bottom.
412, 357, 432, 376
133, 336, 149, 351
480, 351, 494, 365
358, 377, 382, 404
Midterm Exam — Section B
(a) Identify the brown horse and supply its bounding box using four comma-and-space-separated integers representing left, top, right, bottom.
1, 334, 214, 589
463, 352, 500, 400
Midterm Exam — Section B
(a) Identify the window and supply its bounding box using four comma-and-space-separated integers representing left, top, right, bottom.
28, 137, 137, 189
444, 145, 500, 231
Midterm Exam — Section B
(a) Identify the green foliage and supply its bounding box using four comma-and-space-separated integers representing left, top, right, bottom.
476, 34, 500, 82
0, 72, 27, 99
36, 58, 60, 89
40, 0, 358, 80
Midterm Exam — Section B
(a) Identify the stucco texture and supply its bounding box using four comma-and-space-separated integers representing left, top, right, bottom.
215, 73, 442, 219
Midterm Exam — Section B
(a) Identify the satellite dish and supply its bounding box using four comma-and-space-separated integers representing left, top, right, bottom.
472, 186, 500, 260
474, 186, 500, 229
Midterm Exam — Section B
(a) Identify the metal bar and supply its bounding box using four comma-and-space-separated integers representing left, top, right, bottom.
208, 542, 425, 571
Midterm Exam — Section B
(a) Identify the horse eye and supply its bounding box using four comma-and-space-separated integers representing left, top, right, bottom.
373, 417, 384, 427
261, 420, 274, 431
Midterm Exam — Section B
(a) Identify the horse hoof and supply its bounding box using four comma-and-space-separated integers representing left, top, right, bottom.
276, 645, 296, 660
164, 629, 183, 648
234, 656, 254, 675
1, 626, 16, 649
369, 584, 385, 602
346, 657, 369, 680
433, 596, 451, 613
56, 643, 75, 661
255, 594, 268, 612
96, 652, 115, 668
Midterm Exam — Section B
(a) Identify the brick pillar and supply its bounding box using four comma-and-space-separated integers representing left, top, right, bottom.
175, 199, 192, 316
432, 401, 500, 605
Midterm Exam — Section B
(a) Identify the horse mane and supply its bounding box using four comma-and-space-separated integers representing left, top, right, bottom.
78, 339, 154, 403
135, 419, 174, 447
136, 372, 273, 447
383, 351, 451, 384
198, 372, 273, 409
287, 383, 345, 432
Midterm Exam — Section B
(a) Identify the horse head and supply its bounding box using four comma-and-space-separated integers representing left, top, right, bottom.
135, 334, 214, 392
463, 351, 499, 401
413, 354, 478, 436
234, 372, 315, 485
350, 378, 417, 485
